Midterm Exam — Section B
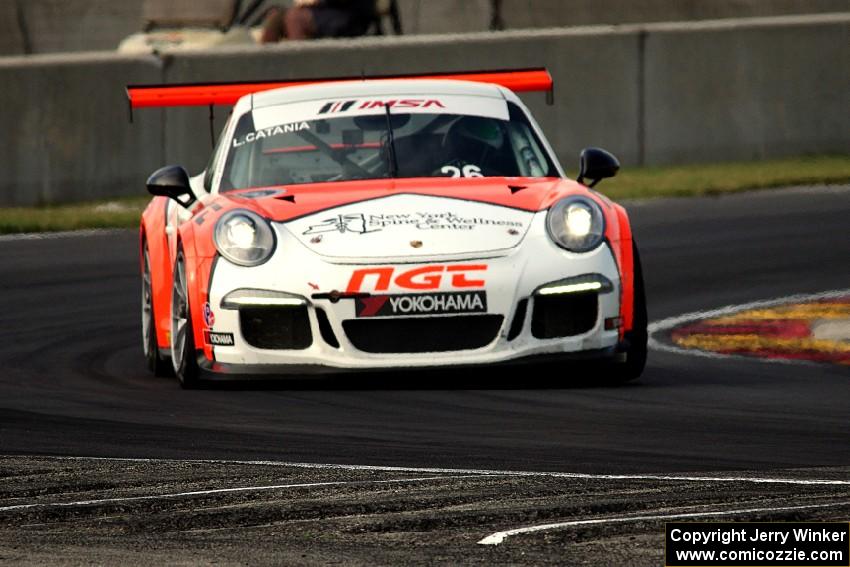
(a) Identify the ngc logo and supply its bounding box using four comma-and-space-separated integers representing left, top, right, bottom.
346, 265, 487, 293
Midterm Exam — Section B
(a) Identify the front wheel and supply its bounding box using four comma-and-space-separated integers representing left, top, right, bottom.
609, 241, 648, 383
171, 247, 201, 389
142, 243, 172, 377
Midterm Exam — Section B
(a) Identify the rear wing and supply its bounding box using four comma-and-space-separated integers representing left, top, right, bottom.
126, 68, 554, 113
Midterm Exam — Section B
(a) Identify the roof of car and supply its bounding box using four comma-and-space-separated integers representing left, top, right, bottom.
251, 79, 512, 109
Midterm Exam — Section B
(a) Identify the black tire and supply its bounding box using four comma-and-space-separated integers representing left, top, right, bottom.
142, 242, 173, 377
609, 240, 648, 383
171, 247, 201, 389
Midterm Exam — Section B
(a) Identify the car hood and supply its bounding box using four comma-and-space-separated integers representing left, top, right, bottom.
286, 193, 540, 258
222, 177, 584, 259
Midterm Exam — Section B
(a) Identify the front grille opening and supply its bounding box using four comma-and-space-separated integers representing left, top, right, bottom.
343, 315, 504, 354
531, 292, 598, 339
507, 298, 528, 341
315, 307, 340, 349
239, 306, 312, 350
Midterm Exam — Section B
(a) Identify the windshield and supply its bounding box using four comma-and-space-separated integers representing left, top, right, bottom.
219, 102, 558, 190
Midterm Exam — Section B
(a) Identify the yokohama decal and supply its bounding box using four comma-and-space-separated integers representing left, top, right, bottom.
356, 291, 487, 317
204, 330, 235, 346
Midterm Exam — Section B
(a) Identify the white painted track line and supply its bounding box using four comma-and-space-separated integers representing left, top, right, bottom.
478, 500, 850, 545
0, 229, 127, 242
0, 475, 484, 513
6, 455, 850, 487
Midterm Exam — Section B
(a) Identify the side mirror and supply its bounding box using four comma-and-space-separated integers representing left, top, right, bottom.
577, 148, 620, 188
146, 165, 196, 207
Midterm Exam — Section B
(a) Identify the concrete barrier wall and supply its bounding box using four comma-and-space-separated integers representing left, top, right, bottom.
21, 0, 143, 55
3, 0, 848, 55
161, 13, 850, 175
0, 13, 847, 205
644, 16, 850, 163
399, 0, 850, 34
0, 0, 143, 56
0, 3, 26, 56
0, 53, 163, 205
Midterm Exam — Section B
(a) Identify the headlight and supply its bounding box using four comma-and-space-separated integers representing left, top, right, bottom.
213, 210, 276, 266
546, 196, 605, 253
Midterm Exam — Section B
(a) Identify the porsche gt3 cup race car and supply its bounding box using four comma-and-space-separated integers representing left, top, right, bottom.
129, 69, 647, 388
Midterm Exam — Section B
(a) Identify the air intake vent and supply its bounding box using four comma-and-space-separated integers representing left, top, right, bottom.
531, 293, 598, 339
315, 308, 340, 349
507, 299, 528, 341
239, 306, 312, 350
343, 315, 503, 353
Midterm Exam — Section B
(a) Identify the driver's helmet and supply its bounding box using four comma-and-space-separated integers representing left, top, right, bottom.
447, 115, 505, 150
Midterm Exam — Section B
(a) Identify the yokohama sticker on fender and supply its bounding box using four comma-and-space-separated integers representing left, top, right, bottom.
204, 330, 235, 346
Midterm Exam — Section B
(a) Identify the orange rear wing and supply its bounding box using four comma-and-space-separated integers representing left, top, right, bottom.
126, 68, 554, 113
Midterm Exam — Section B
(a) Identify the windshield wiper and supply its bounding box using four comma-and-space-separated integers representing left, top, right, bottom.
384, 105, 399, 178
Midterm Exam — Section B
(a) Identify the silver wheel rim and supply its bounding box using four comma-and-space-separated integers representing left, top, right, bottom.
171, 256, 188, 372
141, 249, 154, 357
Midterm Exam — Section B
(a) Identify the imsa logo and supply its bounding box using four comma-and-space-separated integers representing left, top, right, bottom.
355, 291, 487, 318
319, 99, 446, 114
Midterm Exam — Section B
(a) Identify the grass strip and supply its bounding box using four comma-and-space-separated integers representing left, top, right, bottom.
0, 155, 847, 234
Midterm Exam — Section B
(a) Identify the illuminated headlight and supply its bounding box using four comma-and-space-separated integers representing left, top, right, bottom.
214, 210, 276, 266
221, 289, 306, 309
536, 274, 614, 296
546, 196, 605, 253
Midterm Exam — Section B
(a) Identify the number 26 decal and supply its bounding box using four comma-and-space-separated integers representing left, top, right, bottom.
441, 164, 483, 178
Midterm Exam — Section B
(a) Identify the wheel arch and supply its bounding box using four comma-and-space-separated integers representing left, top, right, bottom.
140, 197, 172, 350
175, 223, 214, 363
609, 203, 636, 336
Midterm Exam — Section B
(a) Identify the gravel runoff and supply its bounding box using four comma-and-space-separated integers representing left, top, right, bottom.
0, 456, 849, 565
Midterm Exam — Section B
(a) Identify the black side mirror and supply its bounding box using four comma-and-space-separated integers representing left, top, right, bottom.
146, 165, 196, 207
577, 148, 620, 188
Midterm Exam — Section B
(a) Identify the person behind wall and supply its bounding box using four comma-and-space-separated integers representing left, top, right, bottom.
260, 0, 377, 42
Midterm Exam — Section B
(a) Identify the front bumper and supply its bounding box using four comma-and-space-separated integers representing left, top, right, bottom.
202, 217, 624, 374
197, 343, 626, 380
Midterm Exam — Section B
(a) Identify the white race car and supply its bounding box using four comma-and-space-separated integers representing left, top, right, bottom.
130, 69, 647, 387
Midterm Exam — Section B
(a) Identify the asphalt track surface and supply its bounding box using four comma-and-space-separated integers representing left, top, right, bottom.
1, 185, 849, 564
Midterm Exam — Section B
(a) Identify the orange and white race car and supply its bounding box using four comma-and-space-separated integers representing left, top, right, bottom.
130, 69, 647, 388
